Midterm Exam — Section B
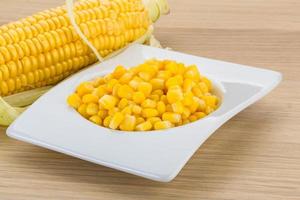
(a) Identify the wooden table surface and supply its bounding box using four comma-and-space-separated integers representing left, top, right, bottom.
0, 0, 299, 199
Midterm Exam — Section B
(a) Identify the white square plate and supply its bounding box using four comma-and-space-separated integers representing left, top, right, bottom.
7, 44, 281, 182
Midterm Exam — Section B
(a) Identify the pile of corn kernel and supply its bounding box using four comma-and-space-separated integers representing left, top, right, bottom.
67, 59, 219, 131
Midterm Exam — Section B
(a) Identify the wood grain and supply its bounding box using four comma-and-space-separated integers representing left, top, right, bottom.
0, 0, 300, 199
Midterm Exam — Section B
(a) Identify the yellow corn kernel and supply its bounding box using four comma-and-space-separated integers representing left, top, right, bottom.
128, 76, 142, 89
157, 70, 171, 80
108, 107, 120, 116
132, 91, 145, 104
184, 65, 200, 80
148, 117, 161, 124
103, 73, 113, 83
118, 98, 128, 109
93, 85, 106, 98
154, 120, 173, 130
199, 82, 209, 93
152, 89, 164, 96
109, 112, 124, 130
176, 119, 183, 126
121, 106, 132, 115
189, 114, 198, 122
167, 88, 183, 104
112, 83, 121, 97
99, 95, 117, 110
189, 102, 198, 114
103, 116, 112, 127
67, 93, 81, 108
135, 121, 152, 131
160, 95, 168, 104
202, 95, 218, 108
106, 79, 118, 93
98, 109, 108, 119
162, 112, 181, 123
166, 104, 173, 112
112, 65, 127, 79
92, 77, 105, 87
141, 99, 156, 108
165, 61, 178, 74
119, 71, 134, 84
118, 84, 134, 99
183, 78, 196, 92
78, 104, 88, 118
205, 106, 214, 114
165, 75, 183, 88
86, 103, 99, 115
192, 96, 206, 112
150, 78, 164, 90
149, 94, 160, 101
202, 76, 212, 91
132, 105, 142, 115
194, 112, 206, 119
119, 115, 136, 131
82, 93, 98, 103
182, 107, 191, 119
137, 82, 152, 97
171, 101, 184, 114
182, 119, 190, 125
142, 108, 159, 118
76, 82, 93, 96
182, 92, 194, 106
89, 115, 102, 125
136, 117, 145, 125
156, 101, 166, 114
192, 85, 203, 98
138, 71, 152, 81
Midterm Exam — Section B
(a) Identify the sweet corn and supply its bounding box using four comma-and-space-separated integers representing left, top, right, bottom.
136, 117, 145, 125
67, 93, 81, 108
165, 75, 183, 88
112, 65, 127, 79
132, 91, 145, 104
89, 115, 102, 125
109, 112, 124, 129
162, 112, 181, 123
167, 87, 183, 104
77, 82, 94, 96
68, 59, 219, 132
78, 103, 88, 117
86, 103, 99, 115
150, 78, 164, 90
141, 98, 156, 108
142, 108, 159, 118
98, 109, 108, 119
135, 121, 152, 131
120, 115, 136, 131
118, 84, 133, 99
103, 116, 112, 127
99, 94, 117, 110
137, 82, 152, 97
0, 0, 170, 100
171, 101, 184, 114
148, 117, 161, 124
118, 98, 129, 109
121, 106, 132, 115
156, 101, 166, 115
154, 120, 173, 130
82, 93, 98, 103
132, 105, 142, 115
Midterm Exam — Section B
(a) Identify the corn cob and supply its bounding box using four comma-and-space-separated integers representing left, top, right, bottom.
0, 0, 170, 126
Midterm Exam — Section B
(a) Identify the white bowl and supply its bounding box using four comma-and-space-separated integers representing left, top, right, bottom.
7, 44, 281, 182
